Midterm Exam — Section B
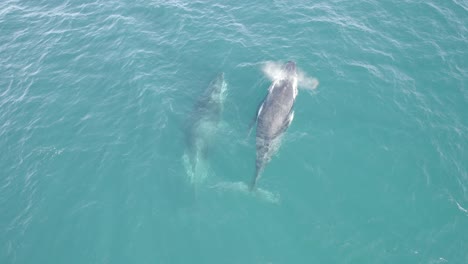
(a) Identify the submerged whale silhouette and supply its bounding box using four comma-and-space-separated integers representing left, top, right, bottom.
184, 73, 227, 185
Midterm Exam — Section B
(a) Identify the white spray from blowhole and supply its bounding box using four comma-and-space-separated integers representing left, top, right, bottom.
261, 61, 319, 91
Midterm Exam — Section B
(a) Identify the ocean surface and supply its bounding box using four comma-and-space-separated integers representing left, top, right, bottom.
1, 0, 467, 263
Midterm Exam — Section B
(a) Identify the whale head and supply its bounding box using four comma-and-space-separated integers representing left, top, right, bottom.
284, 61, 296, 74
283, 61, 297, 79
208, 72, 227, 103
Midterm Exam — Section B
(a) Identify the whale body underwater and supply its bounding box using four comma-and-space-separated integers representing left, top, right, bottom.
184, 73, 227, 184
250, 61, 299, 190
183, 62, 309, 195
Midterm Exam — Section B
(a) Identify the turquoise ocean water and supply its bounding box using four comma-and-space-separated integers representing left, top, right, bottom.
1, 0, 467, 263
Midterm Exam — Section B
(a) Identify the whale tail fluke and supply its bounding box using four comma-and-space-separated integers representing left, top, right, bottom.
249, 165, 262, 192
249, 177, 257, 192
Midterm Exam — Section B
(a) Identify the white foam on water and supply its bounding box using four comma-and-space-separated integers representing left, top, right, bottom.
262, 61, 287, 81
455, 201, 468, 214
448, 195, 468, 215
210, 181, 281, 204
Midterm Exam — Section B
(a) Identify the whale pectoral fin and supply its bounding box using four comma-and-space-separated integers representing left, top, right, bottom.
247, 101, 265, 137
249, 177, 257, 192
286, 110, 294, 127
256, 102, 264, 118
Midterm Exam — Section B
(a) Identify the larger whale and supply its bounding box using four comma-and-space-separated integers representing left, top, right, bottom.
250, 61, 298, 190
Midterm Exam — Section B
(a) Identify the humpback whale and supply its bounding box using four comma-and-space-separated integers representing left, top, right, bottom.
250, 61, 298, 190
184, 73, 227, 185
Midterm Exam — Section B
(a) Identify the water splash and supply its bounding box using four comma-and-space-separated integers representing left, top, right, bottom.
261, 61, 319, 90
297, 70, 319, 91
210, 181, 281, 204
262, 61, 287, 81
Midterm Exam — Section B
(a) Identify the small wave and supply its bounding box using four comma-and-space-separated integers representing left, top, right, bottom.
210, 181, 281, 204
448, 195, 468, 215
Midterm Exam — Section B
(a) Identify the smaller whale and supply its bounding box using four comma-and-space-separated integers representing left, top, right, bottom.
184, 73, 227, 185
250, 61, 298, 190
